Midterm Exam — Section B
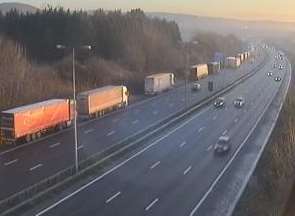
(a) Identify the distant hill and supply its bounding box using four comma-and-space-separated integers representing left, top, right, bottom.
148, 12, 295, 41
0, 2, 37, 14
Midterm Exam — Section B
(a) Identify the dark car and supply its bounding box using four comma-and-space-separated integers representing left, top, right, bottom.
214, 97, 225, 108
192, 82, 201, 91
214, 136, 231, 155
234, 97, 245, 108
267, 72, 273, 77
274, 76, 282, 82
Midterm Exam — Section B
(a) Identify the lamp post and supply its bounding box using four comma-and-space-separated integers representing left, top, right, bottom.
56, 44, 92, 173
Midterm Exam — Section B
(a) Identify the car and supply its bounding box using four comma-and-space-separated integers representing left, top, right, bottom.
273, 64, 277, 68
234, 97, 245, 108
279, 65, 284, 70
214, 136, 231, 155
214, 97, 225, 108
267, 72, 273, 77
192, 82, 201, 91
274, 76, 282, 82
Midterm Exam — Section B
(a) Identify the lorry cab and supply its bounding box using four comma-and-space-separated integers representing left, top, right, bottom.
122, 86, 129, 106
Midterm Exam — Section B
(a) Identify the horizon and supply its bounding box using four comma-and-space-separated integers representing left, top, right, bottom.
1, 0, 295, 23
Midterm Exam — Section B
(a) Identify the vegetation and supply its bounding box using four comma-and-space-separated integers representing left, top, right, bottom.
0, 7, 242, 111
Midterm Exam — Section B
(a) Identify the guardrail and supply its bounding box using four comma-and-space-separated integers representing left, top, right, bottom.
0, 52, 269, 216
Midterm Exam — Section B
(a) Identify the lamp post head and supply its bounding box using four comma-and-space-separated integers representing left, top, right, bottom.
56, 44, 66, 49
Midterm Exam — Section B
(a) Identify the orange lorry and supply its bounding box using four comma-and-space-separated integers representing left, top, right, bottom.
77, 85, 129, 119
0, 99, 73, 144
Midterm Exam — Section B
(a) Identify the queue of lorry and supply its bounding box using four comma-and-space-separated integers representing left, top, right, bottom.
0, 50, 252, 145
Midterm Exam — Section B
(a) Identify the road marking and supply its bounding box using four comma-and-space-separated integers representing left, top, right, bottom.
35, 106, 211, 216
132, 120, 139, 125
153, 111, 159, 115
222, 130, 228, 135
105, 191, 121, 204
145, 198, 159, 211
112, 118, 119, 123
198, 127, 205, 133
30, 163, 43, 172
4, 159, 18, 166
107, 130, 116, 137
150, 161, 161, 169
84, 129, 94, 134
213, 116, 217, 120
184, 166, 192, 175
234, 118, 239, 123
49, 142, 61, 148
179, 141, 186, 148
77, 145, 84, 150
207, 145, 213, 151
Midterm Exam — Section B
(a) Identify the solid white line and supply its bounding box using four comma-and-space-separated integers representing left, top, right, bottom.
132, 120, 139, 125
150, 161, 161, 169
105, 191, 121, 204
84, 129, 94, 134
184, 166, 192, 175
107, 130, 116, 137
49, 142, 61, 149
180, 141, 186, 148
198, 127, 205, 133
145, 198, 159, 211
30, 164, 43, 172
222, 130, 228, 135
35, 106, 210, 216
4, 159, 19, 166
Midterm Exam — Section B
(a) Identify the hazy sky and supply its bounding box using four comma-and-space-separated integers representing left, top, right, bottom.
2, 0, 295, 22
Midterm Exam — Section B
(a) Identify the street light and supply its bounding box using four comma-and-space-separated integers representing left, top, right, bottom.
56, 44, 92, 173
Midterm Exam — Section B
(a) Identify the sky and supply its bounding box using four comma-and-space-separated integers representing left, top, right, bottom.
2, 0, 295, 22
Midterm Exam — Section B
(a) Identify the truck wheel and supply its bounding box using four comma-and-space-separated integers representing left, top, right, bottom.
37, 132, 42, 139
25, 134, 32, 143
31, 133, 37, 141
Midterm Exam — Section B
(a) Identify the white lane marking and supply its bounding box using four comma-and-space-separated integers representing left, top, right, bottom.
77, 145, 84, 150
207, 145, 213, 151
179, 141, 186, 148
107, 130, 116, 137
198, 127, 205, 133
84, 129, 95, 134
184, 166, 192, 175
49, 142, 61, 149
213, 116, 217, 120
145, 198, 159, 211
105, 191, 121, 204
153, 110, 159, 115
132, 120, 139, 125
112, 118, 119, 123
4, 159, 18, 166
222, 130, 228, 136
234, 118, 239, 123
35, 106, 211, 216
30, 163, 43, 172
150, 161, 161, 170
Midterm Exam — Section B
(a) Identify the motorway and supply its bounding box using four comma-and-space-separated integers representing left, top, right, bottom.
0, 47, 265, 201
26, 46, 289, 216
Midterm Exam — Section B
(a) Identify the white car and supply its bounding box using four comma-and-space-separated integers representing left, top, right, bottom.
214, 97, 225, 108
214, 136, 231, 155
192, 82, 201, 91
234, 97, 245, 108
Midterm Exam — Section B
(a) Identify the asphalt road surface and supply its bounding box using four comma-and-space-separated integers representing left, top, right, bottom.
29, 47, 289, 216
0, 47, 266, 201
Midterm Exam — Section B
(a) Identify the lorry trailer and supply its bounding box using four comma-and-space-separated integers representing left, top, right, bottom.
77, 85, 129, 118
0, 99, 73, 144
144, 73, 175, 95
191, 64, 209, 81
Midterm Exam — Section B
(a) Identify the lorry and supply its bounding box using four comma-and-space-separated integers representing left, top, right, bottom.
144, 73, 175, 95
0, 99, 73, 144
207, 62, 221, 75
225, 57, 241, 68
191, 64, 208, 81
77, 85, 129, 118
237, 53, 244, 63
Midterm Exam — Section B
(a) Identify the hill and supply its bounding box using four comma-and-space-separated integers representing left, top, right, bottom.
0, 2, 37, 14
